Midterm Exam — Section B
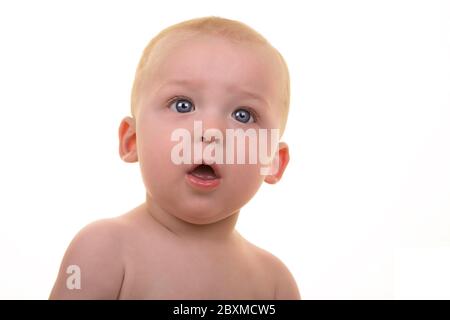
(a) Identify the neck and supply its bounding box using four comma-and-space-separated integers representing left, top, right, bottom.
143, 193, 241, 245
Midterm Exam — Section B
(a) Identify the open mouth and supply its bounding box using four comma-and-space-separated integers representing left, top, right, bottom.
188, 164, 219, 180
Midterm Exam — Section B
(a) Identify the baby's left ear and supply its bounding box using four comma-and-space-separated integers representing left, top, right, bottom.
264, 142, 290, 184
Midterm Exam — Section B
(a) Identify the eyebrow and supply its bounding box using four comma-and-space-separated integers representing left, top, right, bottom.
158, 79, 270, 109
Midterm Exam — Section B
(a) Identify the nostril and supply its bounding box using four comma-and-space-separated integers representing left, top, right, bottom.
201, 135, 218, 143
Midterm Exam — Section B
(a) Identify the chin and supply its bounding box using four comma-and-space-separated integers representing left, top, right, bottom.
174, 206, 231, 225
178, 212, 224, 225
179, 216, 220, 225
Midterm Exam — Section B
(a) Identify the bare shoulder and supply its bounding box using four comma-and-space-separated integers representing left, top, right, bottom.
243, 240, 301, 300
49, 217, 127, 299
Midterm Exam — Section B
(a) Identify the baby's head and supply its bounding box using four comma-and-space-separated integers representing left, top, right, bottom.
119, 17, 291, 225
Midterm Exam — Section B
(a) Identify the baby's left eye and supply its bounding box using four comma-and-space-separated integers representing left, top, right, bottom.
232, 108, 255, 123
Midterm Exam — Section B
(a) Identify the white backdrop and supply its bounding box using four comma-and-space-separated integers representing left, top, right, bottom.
0, 0, 449, 299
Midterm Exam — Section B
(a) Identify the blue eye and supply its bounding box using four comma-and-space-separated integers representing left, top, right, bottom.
169, 98, 194, 113
232, 108, 255, 123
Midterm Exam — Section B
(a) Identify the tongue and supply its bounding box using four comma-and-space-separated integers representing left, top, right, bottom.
190, 165, 217, 180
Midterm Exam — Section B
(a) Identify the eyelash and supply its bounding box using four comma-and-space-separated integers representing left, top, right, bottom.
167, 95, 193, 109
166, 96, 259, 123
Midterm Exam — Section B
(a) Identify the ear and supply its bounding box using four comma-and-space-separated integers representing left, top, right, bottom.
264, 142, 290, 184
118, 116, 138, 163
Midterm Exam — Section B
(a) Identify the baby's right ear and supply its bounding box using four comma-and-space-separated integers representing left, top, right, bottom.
118, 116, 138, 163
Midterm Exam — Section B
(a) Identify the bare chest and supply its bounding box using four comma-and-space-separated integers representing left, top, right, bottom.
118, 239, 275, 299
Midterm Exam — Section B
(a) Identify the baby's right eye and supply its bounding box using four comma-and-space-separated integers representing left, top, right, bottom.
168, 97, 195, 113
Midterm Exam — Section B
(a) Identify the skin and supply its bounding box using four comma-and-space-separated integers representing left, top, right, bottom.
49, 34, 300, 299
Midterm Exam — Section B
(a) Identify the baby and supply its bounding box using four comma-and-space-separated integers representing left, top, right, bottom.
49, 16, 300, 300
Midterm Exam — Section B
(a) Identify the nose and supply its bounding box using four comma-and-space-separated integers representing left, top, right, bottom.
190, 109, 225, 165
201, 135, 218, 143
194, 109, 226, 144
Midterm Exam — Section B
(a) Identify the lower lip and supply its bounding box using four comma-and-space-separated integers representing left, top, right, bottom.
185, 173, 221, 190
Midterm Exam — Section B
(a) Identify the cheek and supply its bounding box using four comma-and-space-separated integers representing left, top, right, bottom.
136, 119, 182, 191
223, 163, 265, 206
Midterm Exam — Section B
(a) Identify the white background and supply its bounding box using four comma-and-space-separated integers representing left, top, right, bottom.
0, 0, 449, 299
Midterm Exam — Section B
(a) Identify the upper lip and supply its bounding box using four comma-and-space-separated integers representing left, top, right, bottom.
187, 161, 221, 178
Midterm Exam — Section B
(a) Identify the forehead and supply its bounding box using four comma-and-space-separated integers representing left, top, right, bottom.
145, 33, 282, 99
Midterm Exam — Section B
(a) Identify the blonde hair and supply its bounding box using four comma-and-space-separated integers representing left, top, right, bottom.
130, 16, 290, 134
